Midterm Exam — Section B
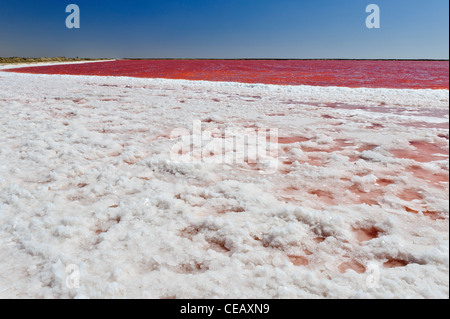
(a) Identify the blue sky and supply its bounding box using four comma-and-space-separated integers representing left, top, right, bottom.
0, 0, 448, 59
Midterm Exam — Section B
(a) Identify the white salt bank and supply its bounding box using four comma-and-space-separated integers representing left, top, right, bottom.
0, 66, 448, 299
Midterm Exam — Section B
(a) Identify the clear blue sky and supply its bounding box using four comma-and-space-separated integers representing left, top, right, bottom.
0, 0, 448, 59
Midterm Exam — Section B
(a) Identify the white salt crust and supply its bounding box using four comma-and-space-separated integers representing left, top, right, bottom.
0, 68, 448, 299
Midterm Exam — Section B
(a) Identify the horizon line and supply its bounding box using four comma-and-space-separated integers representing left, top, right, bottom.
0, 56, 450, 61
119, 58, 450, 61
2, 57, 449, 62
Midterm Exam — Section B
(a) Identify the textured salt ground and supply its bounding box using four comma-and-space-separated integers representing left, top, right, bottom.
0, 68, 448, 299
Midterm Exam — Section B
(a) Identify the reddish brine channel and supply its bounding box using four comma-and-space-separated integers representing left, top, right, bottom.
5, 60, 449, 89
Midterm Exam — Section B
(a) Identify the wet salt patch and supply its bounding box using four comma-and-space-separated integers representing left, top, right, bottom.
383, 259, 409, 269
404, 207, 443, 221
365, 123, 385, 130
300, 139, 354, 154
399, 121, 449, 130
356, 144, 379, 153
316, 103, 449, 119
288, 255, 309, 266
348, 184, 385, 206
312, 237, 326, 244
397, 188, 424, 202
354, 226, 381, 243
407, 165, 449, 187
278, 136, 309, 144
376, 178, 396, 187
338, 260, 366, 274
391, 141, 449, 163
299, 102, 449, 131
267, 113, 286, 117
307, 189, 336, 206
282, 156, 326, 170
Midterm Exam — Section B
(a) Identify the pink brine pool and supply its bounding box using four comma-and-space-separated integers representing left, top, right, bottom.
5, 60, 449, 89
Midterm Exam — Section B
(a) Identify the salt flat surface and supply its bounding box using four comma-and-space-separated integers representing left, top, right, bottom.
0, 68, 448, 299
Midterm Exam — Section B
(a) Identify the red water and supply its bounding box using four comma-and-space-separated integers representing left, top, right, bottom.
5, 60, 449, 89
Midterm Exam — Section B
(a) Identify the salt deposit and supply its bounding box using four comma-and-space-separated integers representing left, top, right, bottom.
0, 65, 448, 299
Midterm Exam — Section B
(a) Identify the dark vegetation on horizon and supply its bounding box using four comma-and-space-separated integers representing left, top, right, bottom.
0, 57, 110, 64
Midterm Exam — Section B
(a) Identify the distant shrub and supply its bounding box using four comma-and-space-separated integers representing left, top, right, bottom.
0, 57, 108, 64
